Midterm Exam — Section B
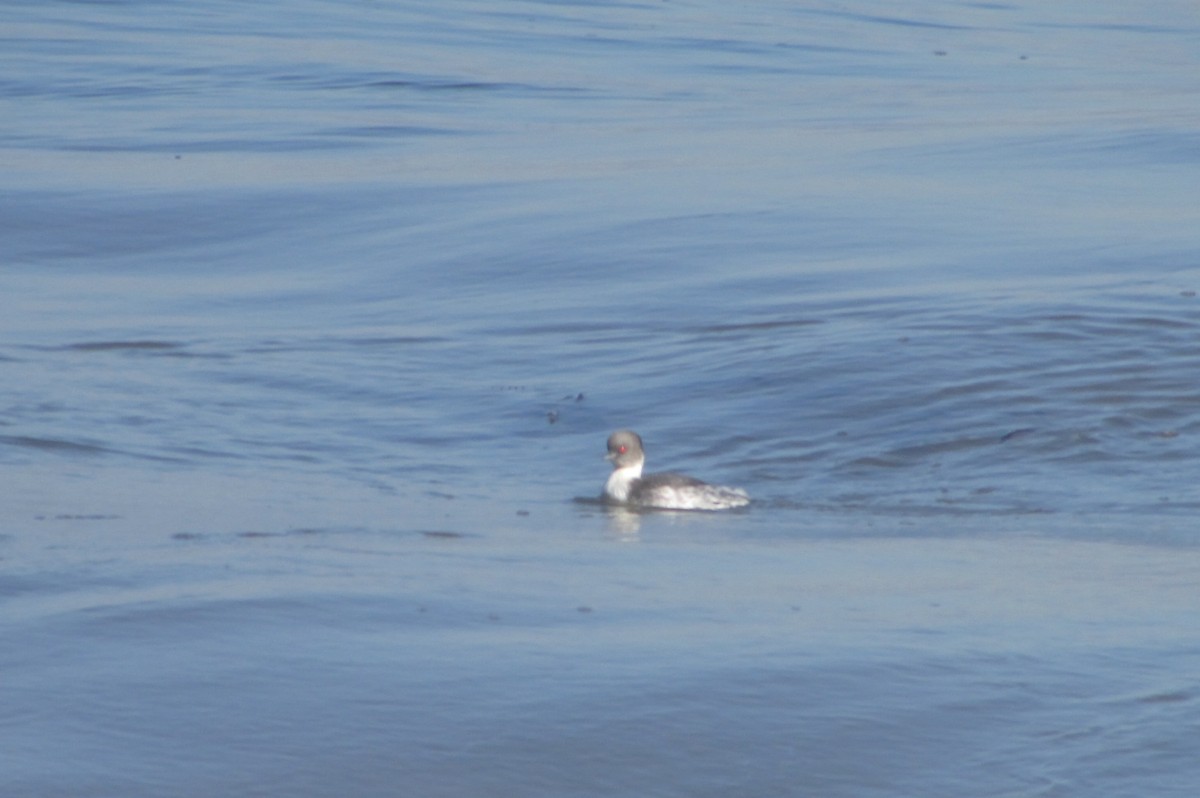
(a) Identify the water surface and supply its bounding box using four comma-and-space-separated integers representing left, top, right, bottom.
3, 1, 1200, 796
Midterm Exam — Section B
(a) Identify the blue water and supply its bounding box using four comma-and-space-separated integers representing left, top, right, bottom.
4, 1, 1200, 796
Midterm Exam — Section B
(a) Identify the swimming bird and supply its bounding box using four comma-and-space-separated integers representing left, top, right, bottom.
602, 429, 750, 511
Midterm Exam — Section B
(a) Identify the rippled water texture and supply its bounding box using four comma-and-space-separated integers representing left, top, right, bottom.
3, 1, 1200, 796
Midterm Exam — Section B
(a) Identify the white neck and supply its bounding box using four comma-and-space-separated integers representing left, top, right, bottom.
604, 460, 644, 501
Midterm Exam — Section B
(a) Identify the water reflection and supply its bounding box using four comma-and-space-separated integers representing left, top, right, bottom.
604, 504, 644, 538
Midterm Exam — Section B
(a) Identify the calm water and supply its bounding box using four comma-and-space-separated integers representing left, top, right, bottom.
4, 1, 1200, 796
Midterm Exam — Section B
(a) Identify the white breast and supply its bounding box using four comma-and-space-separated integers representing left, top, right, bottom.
604, 463, 643, 502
